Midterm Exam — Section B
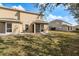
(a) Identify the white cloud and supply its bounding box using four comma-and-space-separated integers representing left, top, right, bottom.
12, 5, 25, 11
47, 14, 63, 20
46, 14, 77, 26
0, 3, 4, 7
0, 4, 25, 11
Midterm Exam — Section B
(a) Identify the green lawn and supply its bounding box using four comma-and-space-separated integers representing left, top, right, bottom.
0, 31, 79, 56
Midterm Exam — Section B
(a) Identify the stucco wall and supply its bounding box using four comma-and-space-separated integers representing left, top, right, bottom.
62, 26, 68, 31
0, 8, 18, 20
20, 12, 39, 32
12, 23, 22, 34
44, 24, 48, 32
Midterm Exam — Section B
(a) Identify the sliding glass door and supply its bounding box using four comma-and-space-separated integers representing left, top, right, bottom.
36, 24, 44, 33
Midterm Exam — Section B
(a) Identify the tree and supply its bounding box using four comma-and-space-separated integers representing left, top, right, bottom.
33, 3, 62, 19
67, 3, 79, 24
33, 3, 79, 24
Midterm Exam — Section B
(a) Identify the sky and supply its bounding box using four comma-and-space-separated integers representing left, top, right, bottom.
0, 3, 78, 25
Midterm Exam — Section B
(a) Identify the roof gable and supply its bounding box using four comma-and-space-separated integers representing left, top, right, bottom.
50, 19, 72, 25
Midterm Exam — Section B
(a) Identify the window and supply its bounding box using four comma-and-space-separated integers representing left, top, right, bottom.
7, 23, 12, 32
15, 11, 20, 20
50, 27, 56, 30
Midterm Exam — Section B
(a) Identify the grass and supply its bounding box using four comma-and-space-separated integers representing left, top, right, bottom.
0, 31, 79, 56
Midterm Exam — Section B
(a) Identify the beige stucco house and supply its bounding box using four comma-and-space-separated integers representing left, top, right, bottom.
49, 19, 73, 31
0, 7, 48, 34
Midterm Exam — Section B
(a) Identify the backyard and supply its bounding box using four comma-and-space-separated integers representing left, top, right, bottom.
0, 31, 79, 56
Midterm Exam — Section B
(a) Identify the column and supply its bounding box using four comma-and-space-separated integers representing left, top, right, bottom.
5, 22, 7, 34
34, 23, 36, 33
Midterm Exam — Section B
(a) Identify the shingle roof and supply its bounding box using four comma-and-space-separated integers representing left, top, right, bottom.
50, 19, 72, 25
0, 18, 21, 23
33, 20, 48, 24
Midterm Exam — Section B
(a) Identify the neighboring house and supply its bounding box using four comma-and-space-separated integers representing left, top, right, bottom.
0, 7, 48, 34
74, 25, 79, 30
49, 19, 73, 31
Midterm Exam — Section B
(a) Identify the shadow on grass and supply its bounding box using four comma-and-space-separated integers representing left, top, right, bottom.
0, 32, 79, 56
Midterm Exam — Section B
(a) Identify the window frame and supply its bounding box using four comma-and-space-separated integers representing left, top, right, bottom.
6, 22, 12, 33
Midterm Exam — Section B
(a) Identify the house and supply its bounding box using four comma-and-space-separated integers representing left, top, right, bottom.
73, 25, 79, 30
0, 7, 48, 34
49, 19, 73, 31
